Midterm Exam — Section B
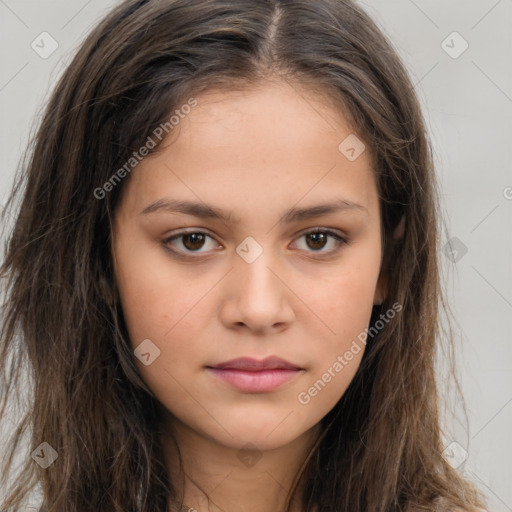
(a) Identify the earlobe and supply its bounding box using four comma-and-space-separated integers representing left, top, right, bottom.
393, 214, 405, 240
373, 272, 387, 306
374, 215, 404, 305
374, 216, 404, 305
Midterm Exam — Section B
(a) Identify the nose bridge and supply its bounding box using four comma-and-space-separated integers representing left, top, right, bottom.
235, 235, 279, 294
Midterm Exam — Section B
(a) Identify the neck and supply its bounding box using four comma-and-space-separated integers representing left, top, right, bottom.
160, 415, 321, 512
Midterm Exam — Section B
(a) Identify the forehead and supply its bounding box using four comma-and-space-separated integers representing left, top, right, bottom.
163, 80, 362, 160
119, 79, 378, 221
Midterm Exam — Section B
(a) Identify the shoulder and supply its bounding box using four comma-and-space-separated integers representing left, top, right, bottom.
406, 508, 488, 512
453, 509, 488, 512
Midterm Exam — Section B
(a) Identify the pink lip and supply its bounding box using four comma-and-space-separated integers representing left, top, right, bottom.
207, 356, 303, 392
211, 356, 300, 371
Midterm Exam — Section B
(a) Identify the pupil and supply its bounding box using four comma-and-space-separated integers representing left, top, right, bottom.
183, 233, 205, 251
307, 232, 326, 250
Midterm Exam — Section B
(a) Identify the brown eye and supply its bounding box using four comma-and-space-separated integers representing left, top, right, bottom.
162, 231, 221, 255
182, 233, 207, 251
293, 229, 347, 255
305, 232, 328, 251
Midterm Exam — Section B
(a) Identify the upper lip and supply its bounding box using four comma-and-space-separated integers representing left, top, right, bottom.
208, 356, 301, 371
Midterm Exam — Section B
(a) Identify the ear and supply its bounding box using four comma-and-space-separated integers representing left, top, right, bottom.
373, 215, 405, 306
392, 214, 405, 240
373, 272, 387, 306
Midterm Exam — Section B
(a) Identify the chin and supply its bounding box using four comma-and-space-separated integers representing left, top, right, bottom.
205, 411, 321, 452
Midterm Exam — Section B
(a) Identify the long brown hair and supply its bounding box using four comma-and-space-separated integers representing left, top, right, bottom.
0, 0, 485, 510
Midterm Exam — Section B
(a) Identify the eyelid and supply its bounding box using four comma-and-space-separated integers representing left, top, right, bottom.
295, 226, 347, 241
291, 227, 348, 256
162, 228, 222, 254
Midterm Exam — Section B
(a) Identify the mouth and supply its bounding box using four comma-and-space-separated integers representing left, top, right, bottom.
206, 356, 304, 393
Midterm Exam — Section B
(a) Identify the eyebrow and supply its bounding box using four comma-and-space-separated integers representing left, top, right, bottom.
139, 198, 368, 223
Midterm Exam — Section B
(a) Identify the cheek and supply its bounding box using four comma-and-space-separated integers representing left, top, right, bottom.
291, 253, 380, 404
293, 290, 370, 416
113, 230, 205, 347
297, 256, 380, 343
116, 266, 210, 402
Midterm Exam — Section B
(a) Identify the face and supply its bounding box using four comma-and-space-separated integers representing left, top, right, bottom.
112, 79, 386, 452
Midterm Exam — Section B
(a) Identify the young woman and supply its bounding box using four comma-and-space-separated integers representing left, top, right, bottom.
0, 0, 487, 510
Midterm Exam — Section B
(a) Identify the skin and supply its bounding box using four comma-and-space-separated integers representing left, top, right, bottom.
112, 78, 388, 512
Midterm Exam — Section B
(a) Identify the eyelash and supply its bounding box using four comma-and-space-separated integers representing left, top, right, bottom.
161, 228, 348, 259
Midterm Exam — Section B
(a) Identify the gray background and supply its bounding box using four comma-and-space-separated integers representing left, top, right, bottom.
0, 0, 511, 510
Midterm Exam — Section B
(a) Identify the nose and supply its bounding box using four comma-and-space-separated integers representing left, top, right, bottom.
219, 247, 295, 334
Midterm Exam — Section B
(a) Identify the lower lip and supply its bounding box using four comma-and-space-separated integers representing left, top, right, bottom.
208, 368, 301, 392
